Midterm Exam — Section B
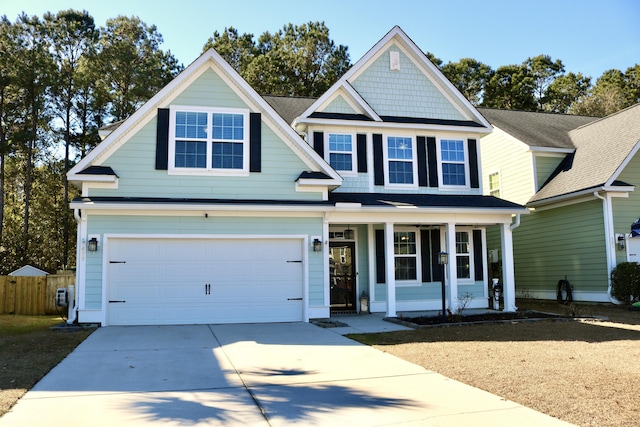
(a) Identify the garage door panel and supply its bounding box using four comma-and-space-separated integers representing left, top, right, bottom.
108, 238, 304, 325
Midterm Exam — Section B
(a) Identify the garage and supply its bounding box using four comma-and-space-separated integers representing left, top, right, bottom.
106, 237, 305, 325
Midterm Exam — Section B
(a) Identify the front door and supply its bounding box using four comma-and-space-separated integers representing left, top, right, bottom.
330, 242, 356, 313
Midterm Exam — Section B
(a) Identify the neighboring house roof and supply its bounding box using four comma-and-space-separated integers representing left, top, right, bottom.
478, 108, 597, 150
529, 103, 640, 205
9, 265, 48, 276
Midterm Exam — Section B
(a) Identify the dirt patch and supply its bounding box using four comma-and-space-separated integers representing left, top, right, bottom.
0, 316, 93, 417
349, 299, 640, 427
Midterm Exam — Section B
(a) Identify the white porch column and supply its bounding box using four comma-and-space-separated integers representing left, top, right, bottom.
445, 222, 458, 313
500, 222, 517, 312
384, 222, 397, 317
367, 224, 376, 303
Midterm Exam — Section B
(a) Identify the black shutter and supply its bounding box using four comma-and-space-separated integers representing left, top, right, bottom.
468, 138, 479, 188
375, 229, 386, 283
155, 108, 170, 170
430, 229, 442, 281
373, 134, 384, 186
417, 136, 428, 187
249, 113, 261, 172
357, 134, 367, 173
420, 229, 431, 282
313, 132, 324, 157
427, 137, 438, 187
473, 230, 484, 281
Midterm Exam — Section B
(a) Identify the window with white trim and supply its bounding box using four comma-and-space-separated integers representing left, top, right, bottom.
440, 139, 467, 186
387, 136, 414, 185
328, 133, 355, 172
169, 106, 249, 174
394, 230, 417, 281
455, 231, 472, 280
488, 172, 501, 197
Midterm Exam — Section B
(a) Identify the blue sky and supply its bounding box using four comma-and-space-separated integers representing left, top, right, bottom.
4, 0, 639, 80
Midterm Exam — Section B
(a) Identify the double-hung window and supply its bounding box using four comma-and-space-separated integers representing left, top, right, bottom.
488, 171, 501, 197
170, 106, 249, 175
394, 231, 417, 281
328, 133, 355, 173
387, 136, 414, 185
440, 139, 467, 186
455, 231, 472, 280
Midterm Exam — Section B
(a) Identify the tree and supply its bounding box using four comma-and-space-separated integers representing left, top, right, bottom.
544, 72, 591, 114
203, 27, 257, 75
95, 16, 182, 121
571, 69, 629, 117
204, 22, 351, 97
441, 58, 493, 105
482, 64, 536, 110
524, 55, 564, 110
10, 13, 55, 264
44, 9, 97, 268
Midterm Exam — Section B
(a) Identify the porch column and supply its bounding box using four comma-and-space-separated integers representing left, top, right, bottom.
500, 222, 517, 312
445, 222, 458, 313
384, 222, 397, 317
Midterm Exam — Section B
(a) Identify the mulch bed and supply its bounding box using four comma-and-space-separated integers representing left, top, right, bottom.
395, 310, 567, 326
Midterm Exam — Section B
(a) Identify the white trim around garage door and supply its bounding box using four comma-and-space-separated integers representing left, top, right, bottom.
101, 234, 310, 326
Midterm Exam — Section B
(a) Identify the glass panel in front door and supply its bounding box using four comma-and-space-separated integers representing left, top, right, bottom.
330, 243, 356, 312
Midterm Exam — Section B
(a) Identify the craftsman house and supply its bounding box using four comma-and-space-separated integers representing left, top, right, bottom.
480, 105, 640, 302
68, 26, 524, 326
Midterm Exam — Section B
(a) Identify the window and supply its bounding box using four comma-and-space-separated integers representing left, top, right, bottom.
440, 139, 466, 186
387, 136, 414, 184
328, 133, 354, 172
170, 106, 248, 174
394, 231, 417, 281
455, 231, 471, 280
488, 172, 501, 197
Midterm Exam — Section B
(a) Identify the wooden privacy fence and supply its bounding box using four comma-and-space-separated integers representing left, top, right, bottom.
0, 275, 75, 315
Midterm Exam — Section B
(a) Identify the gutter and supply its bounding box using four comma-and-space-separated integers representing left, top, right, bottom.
510, 213, 521, 231
593, 191, 621, 304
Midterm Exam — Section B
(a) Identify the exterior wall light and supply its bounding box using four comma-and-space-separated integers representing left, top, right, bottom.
344, 226, 354, 240
88, 237, 98, 252
313, 238, 323, 252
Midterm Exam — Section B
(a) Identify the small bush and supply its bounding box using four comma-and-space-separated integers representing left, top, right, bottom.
610, 262, 640, 304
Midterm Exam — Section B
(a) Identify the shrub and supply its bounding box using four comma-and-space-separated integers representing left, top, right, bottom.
610, 262, 640, 304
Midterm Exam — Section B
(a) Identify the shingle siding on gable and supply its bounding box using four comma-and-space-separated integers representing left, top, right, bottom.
322, 95, 356, 114
173, 68, 248, 109
350, 44, 465, 120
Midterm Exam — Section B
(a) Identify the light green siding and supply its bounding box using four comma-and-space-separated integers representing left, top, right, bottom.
322, 95, 356, 114
351, 44, 465, 120
480, 129, 534, 205
612, 151, 640, 264
535, 155, 565, 191
90, 68, 321, 201
84, 214, 324, 309
513, 199, 607, 295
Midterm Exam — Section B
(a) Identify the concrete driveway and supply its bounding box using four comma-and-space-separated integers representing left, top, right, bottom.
0, 323, 574, 426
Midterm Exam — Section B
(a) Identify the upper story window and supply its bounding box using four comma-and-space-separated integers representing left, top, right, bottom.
328, 133, 355, 173
488, 171, 501, 197
169, 106, 249, 175
387, 136, 415, 185
440, 139, 467, 186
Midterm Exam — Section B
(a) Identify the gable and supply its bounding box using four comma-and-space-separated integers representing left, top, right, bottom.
320, 94, 358, 115
351, 43, 465, 121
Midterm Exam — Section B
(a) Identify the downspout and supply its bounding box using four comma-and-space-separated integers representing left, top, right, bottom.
67, 209, 81, 324
510, 213, 521, 231
594, 191, 620, 304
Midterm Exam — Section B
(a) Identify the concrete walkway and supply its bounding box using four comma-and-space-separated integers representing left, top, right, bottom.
0, 321, 575, 426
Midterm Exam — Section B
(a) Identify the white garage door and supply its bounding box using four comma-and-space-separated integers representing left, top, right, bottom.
107, 238, 305, 325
